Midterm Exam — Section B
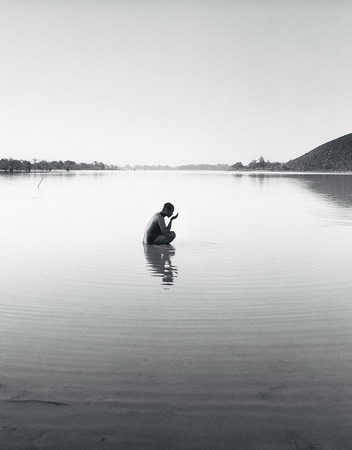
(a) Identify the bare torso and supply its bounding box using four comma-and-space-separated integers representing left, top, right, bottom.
143, 212, 176, 245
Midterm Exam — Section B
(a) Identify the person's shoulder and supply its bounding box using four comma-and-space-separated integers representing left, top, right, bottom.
150, 212, 161, 221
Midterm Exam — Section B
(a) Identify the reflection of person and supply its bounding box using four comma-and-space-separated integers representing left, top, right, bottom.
143, 203, 178, 245
144, 244, 177, 285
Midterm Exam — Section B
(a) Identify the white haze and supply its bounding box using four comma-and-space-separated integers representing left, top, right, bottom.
1, 0, 352, 166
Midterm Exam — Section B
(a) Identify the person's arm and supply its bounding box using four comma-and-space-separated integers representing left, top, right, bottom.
157, 213, 178, 234
157, 215, 169, 234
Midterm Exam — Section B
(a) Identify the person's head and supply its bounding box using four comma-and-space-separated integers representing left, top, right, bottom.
162, 202, 174, 217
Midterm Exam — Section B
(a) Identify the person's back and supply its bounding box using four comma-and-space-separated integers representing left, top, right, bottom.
143, 203, 178, 245
143, 212, 164, 244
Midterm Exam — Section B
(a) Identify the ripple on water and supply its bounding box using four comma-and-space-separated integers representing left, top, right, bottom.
1, 238, 352, 420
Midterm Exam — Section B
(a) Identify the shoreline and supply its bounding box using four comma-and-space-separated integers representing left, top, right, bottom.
1, 397, 351, 449
2, 168, 352, 174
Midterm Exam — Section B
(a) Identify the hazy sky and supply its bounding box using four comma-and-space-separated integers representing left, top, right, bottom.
1, 0, 352, 165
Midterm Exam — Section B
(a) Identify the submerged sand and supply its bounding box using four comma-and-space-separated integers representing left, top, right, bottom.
1, 388, 351, 449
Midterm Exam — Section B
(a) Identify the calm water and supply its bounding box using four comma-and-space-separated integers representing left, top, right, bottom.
1, 171, 352, 448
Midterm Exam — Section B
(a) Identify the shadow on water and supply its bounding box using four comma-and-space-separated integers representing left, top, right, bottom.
143, 244, 178, 288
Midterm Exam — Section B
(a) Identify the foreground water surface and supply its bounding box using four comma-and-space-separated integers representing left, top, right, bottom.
1, 171, 352, 449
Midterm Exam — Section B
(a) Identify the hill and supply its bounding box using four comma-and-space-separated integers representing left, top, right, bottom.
285, 133, 352, 171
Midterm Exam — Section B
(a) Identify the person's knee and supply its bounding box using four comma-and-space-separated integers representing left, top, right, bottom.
168, 231, 176, 243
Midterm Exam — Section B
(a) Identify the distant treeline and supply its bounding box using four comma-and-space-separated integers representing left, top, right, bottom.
126, 160, 287, 171
0, 157, 289, 173
124, 163, 231, 170
0, 158, 119, 172
177, 163, 230, 170
231, 157, 287, 171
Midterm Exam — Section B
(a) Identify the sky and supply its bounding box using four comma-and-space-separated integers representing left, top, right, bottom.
1, 0, 352, 166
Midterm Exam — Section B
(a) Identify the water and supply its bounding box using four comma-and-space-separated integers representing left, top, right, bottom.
1, 171, 352, 449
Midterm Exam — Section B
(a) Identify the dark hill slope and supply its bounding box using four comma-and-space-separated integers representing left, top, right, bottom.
285, 133, 352, 171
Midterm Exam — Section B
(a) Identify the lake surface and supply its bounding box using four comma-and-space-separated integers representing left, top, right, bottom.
1, 170, 352, 449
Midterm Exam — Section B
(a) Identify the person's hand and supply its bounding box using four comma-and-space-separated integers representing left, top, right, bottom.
171, 213, 179, 220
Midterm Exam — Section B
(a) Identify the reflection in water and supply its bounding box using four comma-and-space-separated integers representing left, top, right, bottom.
232, 172, 352, 208
300, 174, 352, 208
144, 244, 178, 288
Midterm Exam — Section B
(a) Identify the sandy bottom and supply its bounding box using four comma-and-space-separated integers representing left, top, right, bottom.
1, 396, 351, 449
